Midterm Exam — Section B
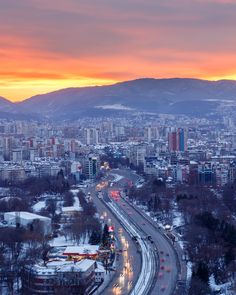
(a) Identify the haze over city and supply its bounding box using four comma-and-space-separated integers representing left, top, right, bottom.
1, 0, 236, 101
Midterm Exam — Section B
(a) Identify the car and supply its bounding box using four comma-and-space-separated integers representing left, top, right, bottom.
177, 281, 186, 287
158, 272, 164, 278
161, 285, 166, 292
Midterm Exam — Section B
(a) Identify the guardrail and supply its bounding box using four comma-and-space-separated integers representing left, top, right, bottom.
124, 197, 188, 295
105, 199, 157, 295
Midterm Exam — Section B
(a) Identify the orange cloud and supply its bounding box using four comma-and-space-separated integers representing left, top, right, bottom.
0, 0, 236, 101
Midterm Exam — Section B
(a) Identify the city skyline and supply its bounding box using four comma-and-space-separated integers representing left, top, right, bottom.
1, 0, 236, 101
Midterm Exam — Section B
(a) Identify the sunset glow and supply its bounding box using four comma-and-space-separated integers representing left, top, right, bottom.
1, 0, 236, 101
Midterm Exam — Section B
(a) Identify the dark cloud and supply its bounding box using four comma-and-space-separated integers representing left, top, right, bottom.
1, 0, 236, 56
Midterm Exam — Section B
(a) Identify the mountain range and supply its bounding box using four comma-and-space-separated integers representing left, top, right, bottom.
1, 78, 236, 120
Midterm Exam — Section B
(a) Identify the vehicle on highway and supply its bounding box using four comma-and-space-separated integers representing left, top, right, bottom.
158, 272, 164, 278
97, 190, 103, 199
164, 224, 172, 231
161, 285, 166, 292
132, 236, 138, 241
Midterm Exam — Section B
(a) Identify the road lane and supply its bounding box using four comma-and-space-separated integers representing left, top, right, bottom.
106, 199, 158, 295
114, 196, 178, 295
85, 186, 142, 295
107, 169, 187, 295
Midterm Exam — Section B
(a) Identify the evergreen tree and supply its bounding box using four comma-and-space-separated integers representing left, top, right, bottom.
89, 230, 101, 245
195, 262, 209, 283
225, 247, 235, 266
102, 224, 110, 247
153, 195, 160, 212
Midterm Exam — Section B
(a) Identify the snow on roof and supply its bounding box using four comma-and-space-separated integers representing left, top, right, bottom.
57, 259, 95, 272
61, 206, 83, 213
95, 262, 105, 273
4, 211, 51, 221
64, 245, 99, 255
30, 259, 95, 275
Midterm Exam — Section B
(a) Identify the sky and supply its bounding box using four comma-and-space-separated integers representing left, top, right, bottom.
1, 0, 236, 102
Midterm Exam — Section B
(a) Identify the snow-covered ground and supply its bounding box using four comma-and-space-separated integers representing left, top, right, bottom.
49, 235, 76, 247
172, 211, 184, 228
186, 261, 192, 288
0, 187, 9, 196
110, 173, 124, 182
32, 200, 46, 212
209, 274, 233, 295
95, 104, 134, 111
177, 240, 184, 250
70, 188, 82, 209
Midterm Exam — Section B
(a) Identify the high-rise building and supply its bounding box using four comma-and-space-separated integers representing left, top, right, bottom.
144, 126, 159, 143
84, 156, 100, 179
84, 128, 99, 145
168, 128, 187, 152
145, 126, 152, 143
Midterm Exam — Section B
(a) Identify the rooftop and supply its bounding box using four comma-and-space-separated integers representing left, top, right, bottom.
4, 211, 51, 221
28, 259, 95, 275
64, 245, 99, 256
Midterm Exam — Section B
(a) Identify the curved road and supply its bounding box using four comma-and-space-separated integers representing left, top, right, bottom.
107, 200, 157, 295
107, 169, 187, 295
86, 184, 142, 295
116, 196, 178, 294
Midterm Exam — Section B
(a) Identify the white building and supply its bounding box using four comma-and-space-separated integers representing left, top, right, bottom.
4, 211, 52, 235
95, 262, 105, 283
84, 128, 99, 145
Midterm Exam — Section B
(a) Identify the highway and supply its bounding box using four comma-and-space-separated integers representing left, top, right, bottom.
106, 169, 187, 295
105, 196, 157, 295
85, 167, 187, 295
86, 184, 142, 295
113, 195, 178, 294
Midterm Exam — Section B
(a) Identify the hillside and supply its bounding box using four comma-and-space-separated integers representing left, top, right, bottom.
2, 78, 236, 120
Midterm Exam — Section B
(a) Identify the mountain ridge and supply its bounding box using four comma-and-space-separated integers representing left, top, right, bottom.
1, 78, 236, 120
